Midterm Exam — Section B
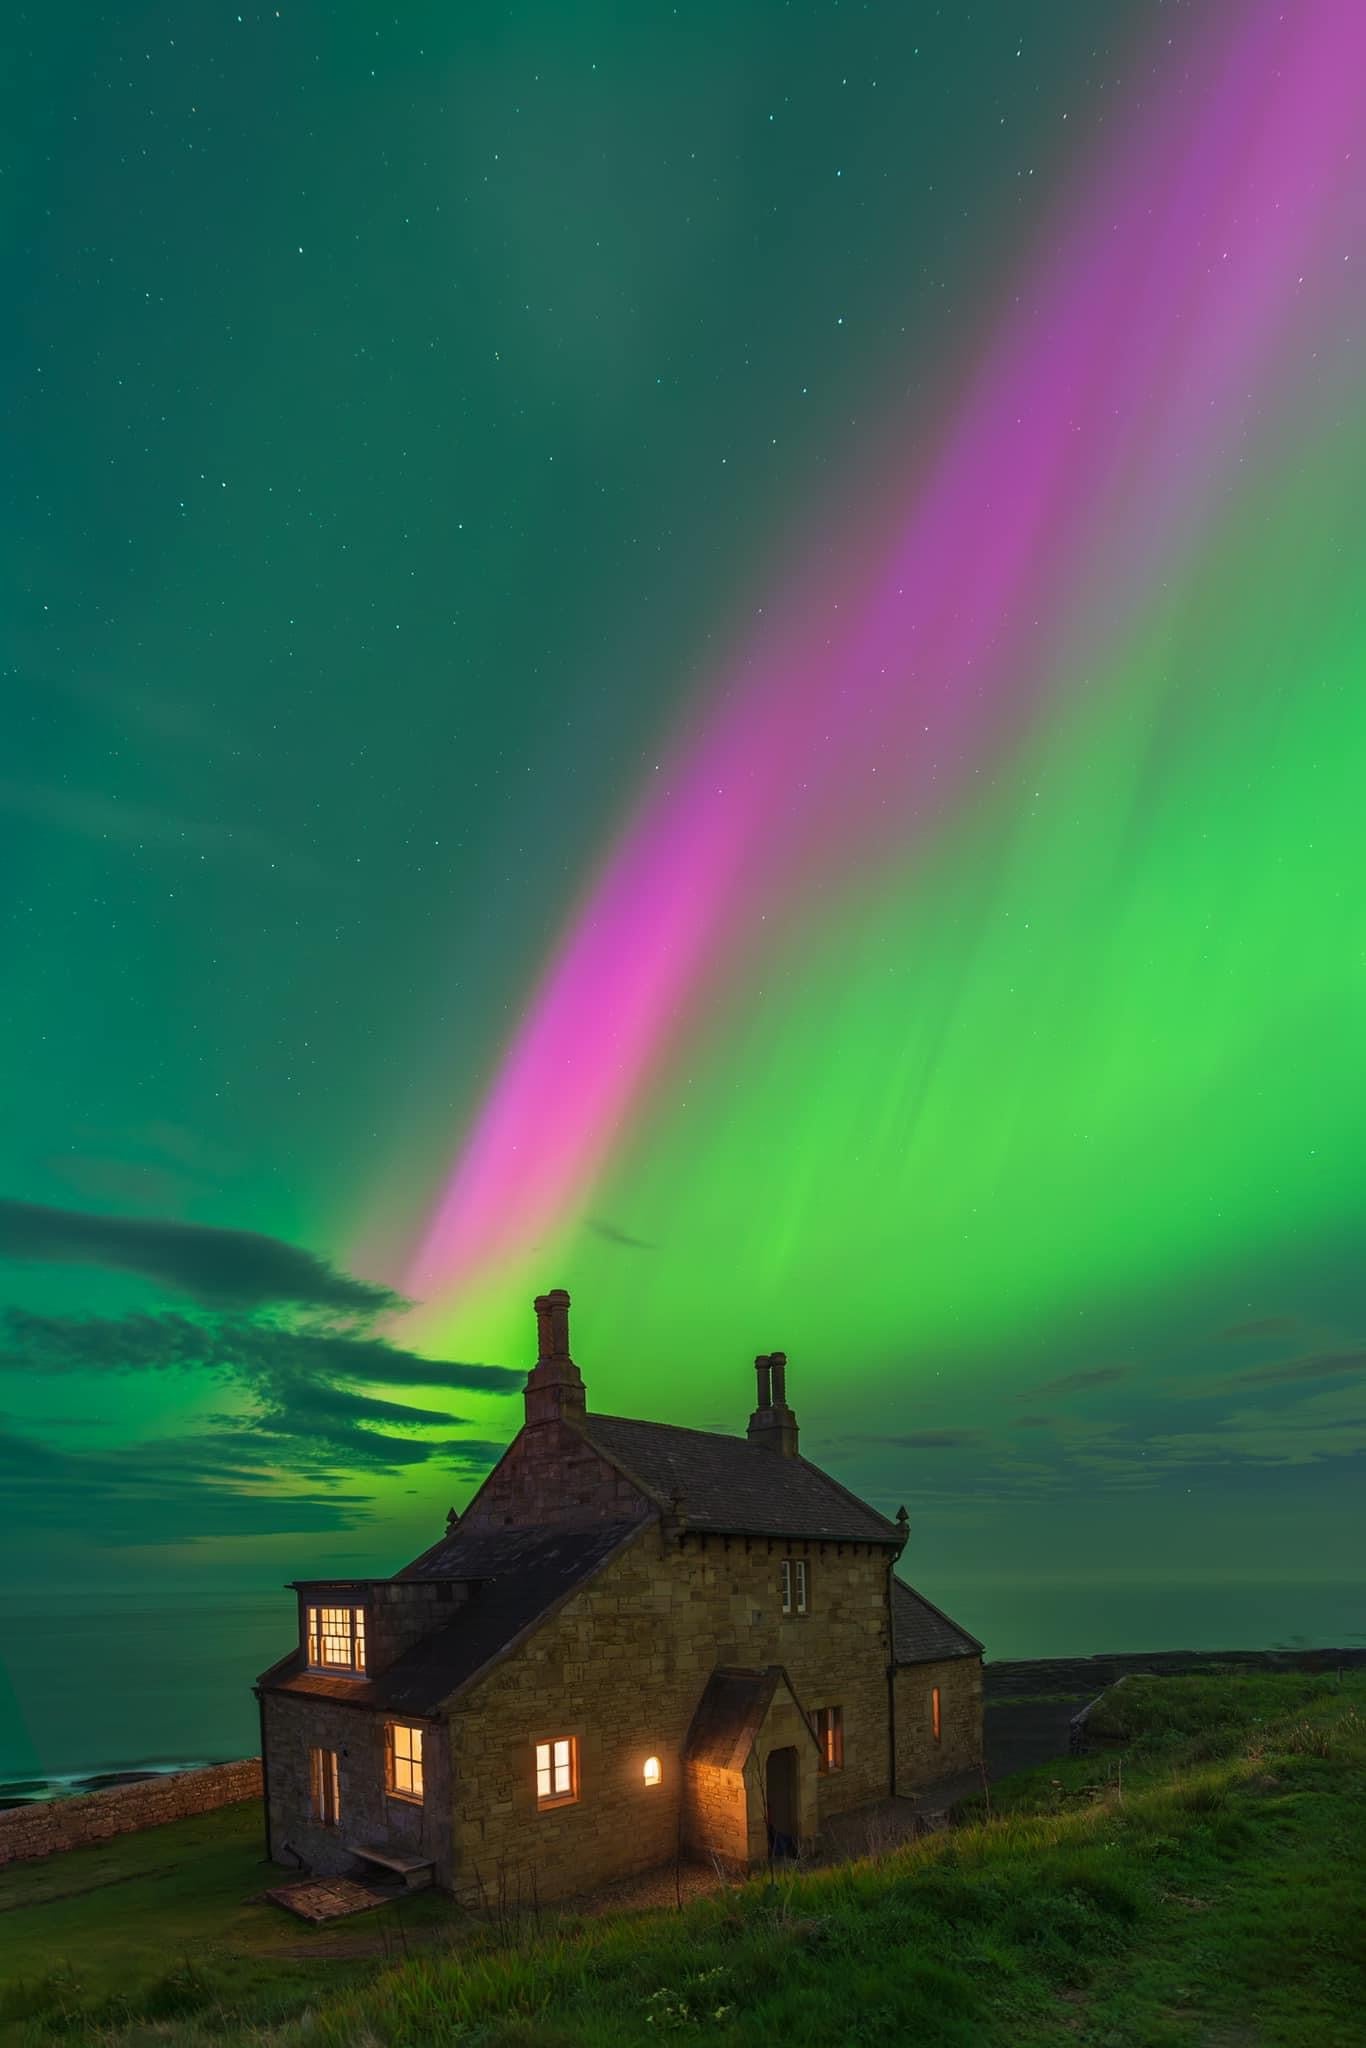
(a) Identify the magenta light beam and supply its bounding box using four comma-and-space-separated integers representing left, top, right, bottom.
406, 0, 1365, 1308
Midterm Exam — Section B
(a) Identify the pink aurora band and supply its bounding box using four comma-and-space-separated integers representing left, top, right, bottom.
406, 0, 1365, 1307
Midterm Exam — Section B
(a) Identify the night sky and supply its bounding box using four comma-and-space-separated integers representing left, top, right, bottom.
3, 2, 1364, 1769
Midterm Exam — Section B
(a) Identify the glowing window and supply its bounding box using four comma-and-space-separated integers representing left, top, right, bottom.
309, 1746, 340, 1825
643, 1755, 662, 1786
386, 1722, 424, 1802
931, 1687, 942, 1744
813, 1706, 844, 1773
305, 1604, 366, 1674
780, 1557, 809, 1616
535, 1735, 578, 1809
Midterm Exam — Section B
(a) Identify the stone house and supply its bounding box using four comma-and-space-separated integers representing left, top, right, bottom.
255, 1290, 983, 1902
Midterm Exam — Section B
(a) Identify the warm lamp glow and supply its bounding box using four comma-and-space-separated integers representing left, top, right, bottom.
643, 1755, 662, 1786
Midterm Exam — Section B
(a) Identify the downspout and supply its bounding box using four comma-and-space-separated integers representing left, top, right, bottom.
885, 1552, 898, 1798
255, 1688, 274, 1863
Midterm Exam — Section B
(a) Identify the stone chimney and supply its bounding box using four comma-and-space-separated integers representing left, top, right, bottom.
747, 1350, 799, 1457
523, 1287, 587, 1427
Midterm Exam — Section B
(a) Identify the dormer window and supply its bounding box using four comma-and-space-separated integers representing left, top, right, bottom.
305, 1603, 367, 1674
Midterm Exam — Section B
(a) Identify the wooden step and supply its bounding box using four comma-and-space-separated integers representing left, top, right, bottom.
347, 1843, 434, 1885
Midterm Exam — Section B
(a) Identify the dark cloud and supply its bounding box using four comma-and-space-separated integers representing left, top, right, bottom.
1026, 1366, 1128, 1396
588, 1218, 658, 1251
0, 1307, 521, 1395
0, 1306, 520, 1518
1012, 1415, 1056, 1429
0, 1197, 402, 1311
0, 1419, 379, 1543
1219, 1316, 1302, 1341
1233, 1350, 1366, 1387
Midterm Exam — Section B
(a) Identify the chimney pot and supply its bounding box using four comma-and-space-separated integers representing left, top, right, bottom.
746, 1348, 798, 1457
534, 1287, 572, 1361
524, 1287, 585, 1425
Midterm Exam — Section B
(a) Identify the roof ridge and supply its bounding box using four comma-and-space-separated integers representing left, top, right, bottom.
583, 1411, 904, 1546
586, 1411, 744, 1444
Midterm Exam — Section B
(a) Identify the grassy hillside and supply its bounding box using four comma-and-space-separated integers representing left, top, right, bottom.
0, 1799, 459, 2040
1, 1670, 1361, 2045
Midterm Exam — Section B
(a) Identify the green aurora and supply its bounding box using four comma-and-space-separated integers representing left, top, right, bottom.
1, 1, 1363, 1773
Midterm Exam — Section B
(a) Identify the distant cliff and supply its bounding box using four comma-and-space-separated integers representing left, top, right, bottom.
983, 1644, 1366, 1699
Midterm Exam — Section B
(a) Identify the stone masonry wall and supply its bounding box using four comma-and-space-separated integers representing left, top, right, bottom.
445, 1523, 897, 1904
262, 1694, 452, 1887
0, 1759, 262, 1867
893, 1655, 983, 1794
460, 1420, 651, 1534
682, 1760, 748, 1870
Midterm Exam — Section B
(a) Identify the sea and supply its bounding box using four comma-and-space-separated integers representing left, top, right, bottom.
2, 1579, 1362, 1794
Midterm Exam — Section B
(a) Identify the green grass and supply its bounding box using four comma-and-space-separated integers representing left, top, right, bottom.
2, 1673, 1362, 2045
0, 1799, 467, 2042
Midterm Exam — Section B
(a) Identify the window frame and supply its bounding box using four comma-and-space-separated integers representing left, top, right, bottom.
931, 1685, 942, 1744
385, 1720, 425, 1804
304, 1602, 367, 1676
780, 1556, 810, 1617
534, 1733, 580, 1811
813, 1705, 844, 1773
308, 1745, 341, 1826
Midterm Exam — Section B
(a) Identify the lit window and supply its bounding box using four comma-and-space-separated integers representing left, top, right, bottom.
306, 1604, 366, 1674
386, 1722, 424, 1802
931, 1687, 942, 1744
780, 1557, 809, 1616
813, 1706, 844, 1773
643, 1754, 662, 1786
535, 1735, 578, 1809
309, 1746, 341, 1825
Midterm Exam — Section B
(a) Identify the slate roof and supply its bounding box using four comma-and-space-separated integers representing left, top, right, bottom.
891, 1576, 983, 1666
580, 1413, 904, 1545
683, 1666, 818, 1770
256, 1520, 640, 1715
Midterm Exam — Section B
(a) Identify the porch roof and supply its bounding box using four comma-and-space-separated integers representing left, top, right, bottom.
683, 1665, 820, 1772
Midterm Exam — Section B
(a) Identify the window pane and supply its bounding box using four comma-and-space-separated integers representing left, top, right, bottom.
310, 1746, 340, 1823
537, 1735, 576, 1804
308, 1604, 365, 1671
387, 1724, 424, 1799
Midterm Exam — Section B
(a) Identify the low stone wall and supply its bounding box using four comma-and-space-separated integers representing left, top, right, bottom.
0, 1758, 262, 1866
983, 1646, 1366, 1700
